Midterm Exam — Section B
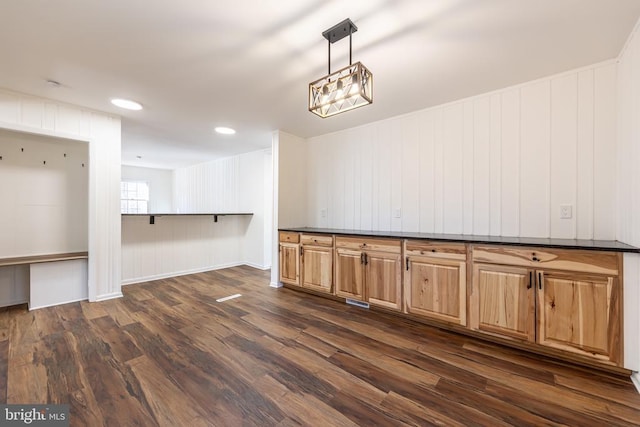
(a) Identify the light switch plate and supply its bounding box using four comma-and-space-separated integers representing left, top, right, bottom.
393, 208, 402, 219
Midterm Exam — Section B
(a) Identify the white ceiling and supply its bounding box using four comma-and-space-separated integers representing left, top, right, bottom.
1, 1, 639, 170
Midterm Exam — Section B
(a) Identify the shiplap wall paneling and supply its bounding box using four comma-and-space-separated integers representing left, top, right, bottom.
489, 94, 502, 236
124, 149, 270, 284
419, 110, 436, 233
500, 89, 520, 237
375, 124, 393, 231
121, 215, 246, 284
359, 126, 374, 231
593, 65, 617, 240
401, 114, 420, 232
343, 130, 356, 230
550, 74, 578, 239
304, 61, 617, 240
390, 120, 403, 233
577, 70, 595, 240
462, 101, 474, 234
433, 109, 445, 233
324, 133, 342, 229
173, 156, 239, 213
519, 80, 551, 238
473, 97, 491, 235
442, 104, 463, 234
0, 89, 121, 302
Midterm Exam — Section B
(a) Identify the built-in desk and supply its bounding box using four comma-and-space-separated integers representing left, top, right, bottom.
122, 212, 253, 224
0, 252, 88, 310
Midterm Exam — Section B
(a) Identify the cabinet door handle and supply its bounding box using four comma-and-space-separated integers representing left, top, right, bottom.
300, 246, 304, 256
538, 271, 543, 290
406, 256, 410, 271
360, 253, 364, 264
527, 271, 532, 289
364, 253, 368, 265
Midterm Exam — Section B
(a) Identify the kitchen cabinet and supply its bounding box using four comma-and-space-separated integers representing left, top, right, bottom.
404, 241, 467, 326
279, 232, 300, 286
470, 246, 622, 365
300, 234, 334, 294
335, 237, 402, 310
335, 248, 365, 300
537, 270, 620, 364
471, 263, 535, 341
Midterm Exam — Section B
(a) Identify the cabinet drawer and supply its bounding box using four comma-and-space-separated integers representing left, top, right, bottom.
301, 234, 333, 247
335, 236, 401, 254
405, 240, 466, 261
472, 246, 619, 276
279, 231, 299, 243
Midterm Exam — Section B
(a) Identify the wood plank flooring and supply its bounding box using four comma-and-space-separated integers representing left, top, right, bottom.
1, 265, 639, 426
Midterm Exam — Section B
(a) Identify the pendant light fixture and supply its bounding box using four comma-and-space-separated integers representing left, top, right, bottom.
309, 18, 373, 118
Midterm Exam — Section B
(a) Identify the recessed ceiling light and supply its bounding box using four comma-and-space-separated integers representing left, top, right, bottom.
215, 126, 236, 135
111, 98, 143, 111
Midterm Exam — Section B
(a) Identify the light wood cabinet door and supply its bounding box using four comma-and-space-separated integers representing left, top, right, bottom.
366, 251, 402, 311
471, 263, 535, 342
301, 246, 333, 293
405, 256, 466, 325
335, 248, 364, 300
279, 243, 300, 286
537, 271, 621, 364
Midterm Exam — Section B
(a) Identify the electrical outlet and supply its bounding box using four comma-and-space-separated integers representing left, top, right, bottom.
393, 208, 402, 219
320, 209, 327, 218
560, 205, 573, 219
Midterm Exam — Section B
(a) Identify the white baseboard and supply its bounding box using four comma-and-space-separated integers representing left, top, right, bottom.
121, 262, 245, 286
243, 262, 271, 271
94, 291, 124, 302
29, 296, 88, 311
270, 281, 283, 288
631, 372, 640, 394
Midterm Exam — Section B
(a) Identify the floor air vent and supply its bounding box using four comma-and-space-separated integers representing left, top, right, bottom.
345, 299, 369, 309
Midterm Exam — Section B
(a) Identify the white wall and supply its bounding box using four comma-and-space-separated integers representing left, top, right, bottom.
617, 19, 640, 374
0, 89, 122, 302
278, 131, 308, 228
306, 62, 617, 239
121, 165, 173, 213
122, 149, 271, 284
271, 131, 307, 286
239, 149, 272, 269
173, 155, 240, 213
0, 130, 88, 257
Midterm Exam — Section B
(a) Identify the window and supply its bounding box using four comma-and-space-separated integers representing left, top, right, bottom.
121, 181, 149, 214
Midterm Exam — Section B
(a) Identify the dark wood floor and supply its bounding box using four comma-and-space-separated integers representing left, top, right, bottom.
1, 266, 639, 426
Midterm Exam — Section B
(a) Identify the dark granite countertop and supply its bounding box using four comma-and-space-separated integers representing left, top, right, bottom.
279, 227, 640, 253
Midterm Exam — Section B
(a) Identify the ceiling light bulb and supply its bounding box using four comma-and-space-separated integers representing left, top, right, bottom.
215, 127, 236, 135
111, 98, 143, 110
350, 74, 359, 94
